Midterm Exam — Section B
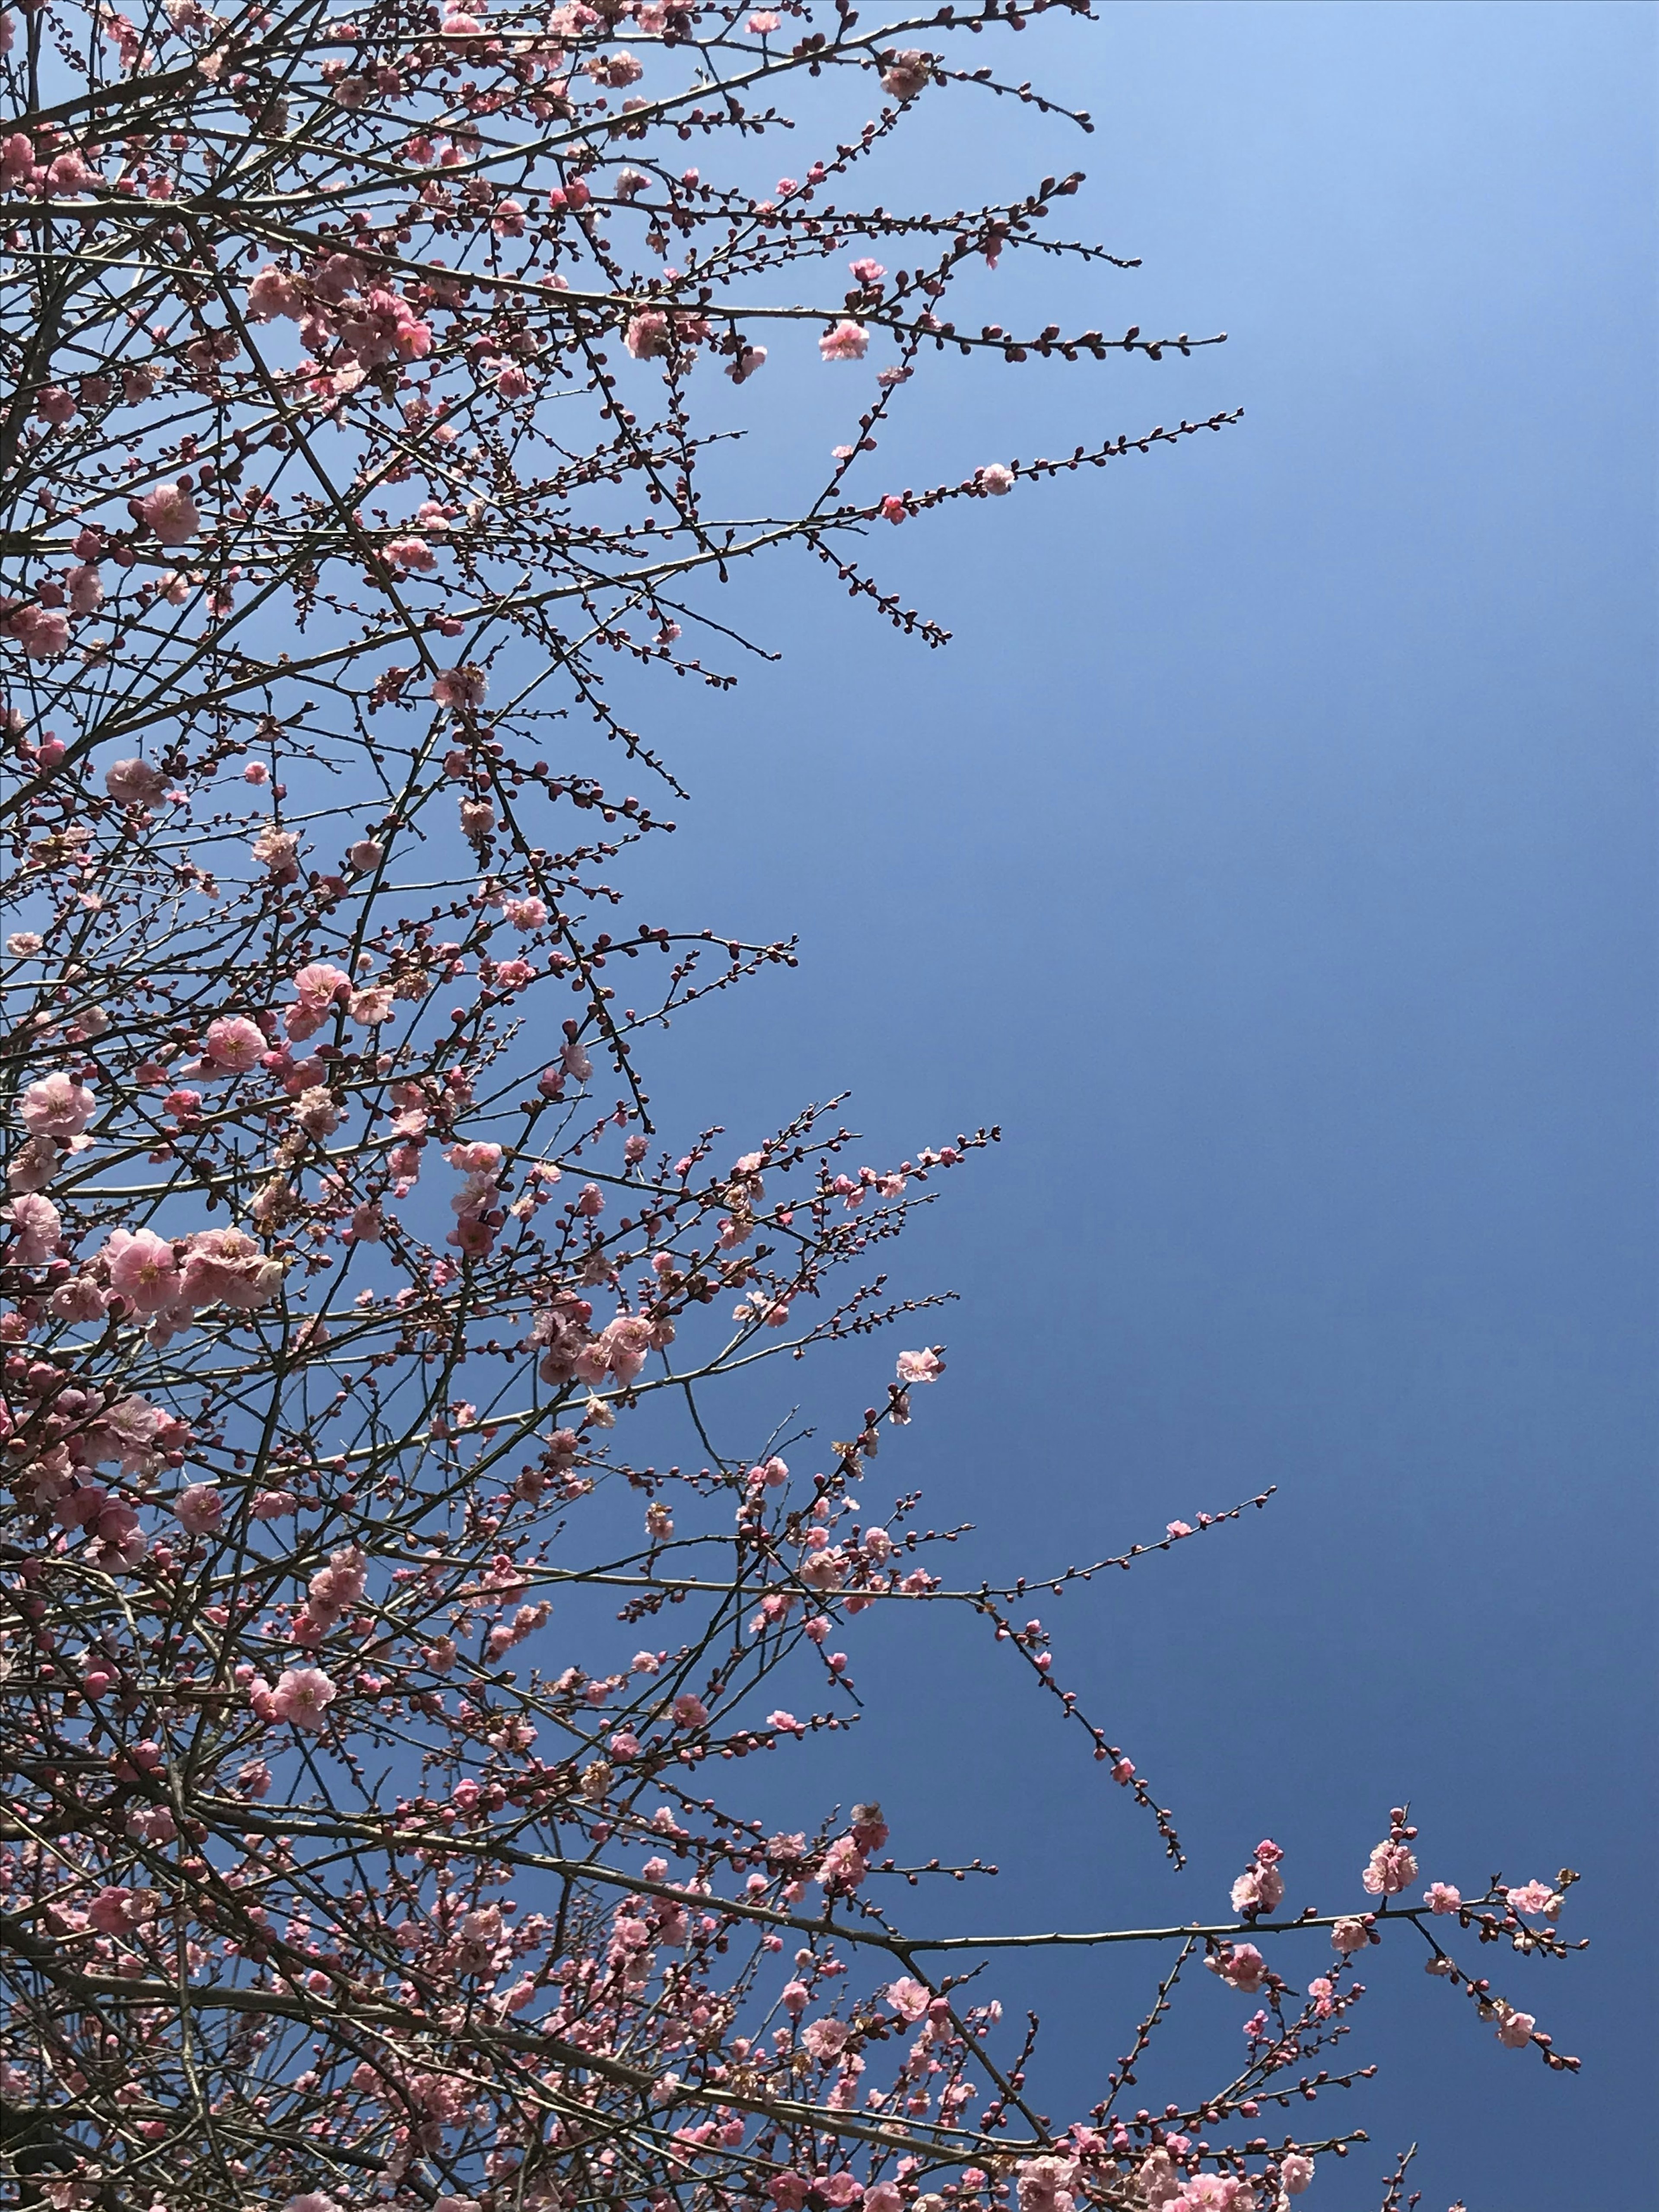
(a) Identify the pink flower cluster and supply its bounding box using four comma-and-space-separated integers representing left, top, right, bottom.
533, 1294, 664, 1390
1229, 1836, 1285, 1918
249, 1664, 339, 1732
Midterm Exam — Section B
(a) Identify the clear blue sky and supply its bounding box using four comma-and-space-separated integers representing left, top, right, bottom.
596, 6, 1655, 2199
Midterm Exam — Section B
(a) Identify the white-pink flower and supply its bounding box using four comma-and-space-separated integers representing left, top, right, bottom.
247, 264, 303, 320
105, 1227, 181, 1315
885, 1976, 931, 2022
626, 310, 672, 361
1216, 1941, 1267, 1992
3, 1191, 60, 1263
67, 563, 103, 614
432, 664, 486, 709
979, 463, 1015, 495
802, 2016, 852, 2062
140, 482, 200, 547
104, 756, 167, 806
880, 48, 931, 99
174, 1483, 223, 1535
21, 1071, 96, 1142
204, 1015, 265, 1071
286, 961, 351, 1041
896, 1347, 943, 1385
1505, 1880, 1557, 1918
10, 607, 69, 659
818, 320, 869, 362
270, 1666, 338, 1731
1361, 1839, 1418, 1896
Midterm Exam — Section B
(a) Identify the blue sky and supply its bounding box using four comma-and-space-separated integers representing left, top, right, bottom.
589, 5, 1654, 2200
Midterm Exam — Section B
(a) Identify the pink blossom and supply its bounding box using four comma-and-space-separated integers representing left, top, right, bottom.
3, 1191, 60, 1263
292, 1086, 341, 1138
880, 48, 931, 99
432, 664, 486, 709
816, 1834, 868, 1892
1495, 2007, 1536, 2048
104, 756, 167, 807
21, 1071, 95, 1142
286, 961, 352, 1041
86, 1498, 145, 1570
1330, 1916, 1370, 1953
105, 1227, 180, 1314
1424, 1881, 1462, 1915
67, 563, 103, 614
174, 1483, 223, 1535
252, 825, 300, 879
1280, 2155, 1313, 2196
0, 132, 33, 188
140, 483, 201, 547
819, 320, 869, 362
885, 1976, 931, 2021
747, 9, 779, 27
11, 606, 69, 658
588, 48, 643, 86
51, 1274, 107, 1320
270, 1666, 338, 1731
1217, 1942, 1267, 1992
47, 150, 98, 194
204, 1015, 265, 1071
591, 1313, 655, 1384
671, 1692, 708, 1729
896, 1347, 943, 1384
347, 985, 393, 1027
802, 2016, 851, 2061
626, 311, 672, 361
1016, 2158, 1077, 2212
180, 1226, 281, 1310
1230, 1860, 1284, 1915
251, 1489, 298, 1519
1505, 1880, 1557, 1918
1362, 1839, 1419, 1896
980, 463, 1015, 494
89, 1883, 157, 1933
246, 264, 303, 320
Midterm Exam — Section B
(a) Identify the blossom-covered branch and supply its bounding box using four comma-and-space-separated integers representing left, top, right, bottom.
0, 7, 1576, 2212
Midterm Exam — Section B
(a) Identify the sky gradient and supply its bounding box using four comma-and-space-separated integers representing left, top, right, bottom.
587, 6, 1654, 2200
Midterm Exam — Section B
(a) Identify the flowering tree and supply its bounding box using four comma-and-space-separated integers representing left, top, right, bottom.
0, 6, 1581, 2212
